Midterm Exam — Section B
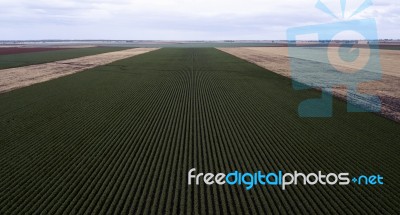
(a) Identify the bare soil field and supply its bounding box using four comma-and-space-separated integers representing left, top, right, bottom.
0, 47, 70, 55
0, 48, 158, 93
219, 47, 400, 122
238, 47, 400, 77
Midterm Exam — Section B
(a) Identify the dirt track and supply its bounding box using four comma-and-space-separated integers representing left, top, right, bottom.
219, 47, 400, 122
0, 48, 158, 93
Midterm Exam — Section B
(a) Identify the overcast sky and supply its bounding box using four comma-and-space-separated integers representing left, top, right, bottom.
0, 0, 398, 40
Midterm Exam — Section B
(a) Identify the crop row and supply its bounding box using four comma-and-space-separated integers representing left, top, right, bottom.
0, 48, 399, 214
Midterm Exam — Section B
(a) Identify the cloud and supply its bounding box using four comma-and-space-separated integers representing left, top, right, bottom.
0, 0, 397, 39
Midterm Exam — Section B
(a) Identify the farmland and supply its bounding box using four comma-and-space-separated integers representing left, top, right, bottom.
0, 48, 399, 214
0, 47, 128, 69
0, 48, 158, 93
219, 47, 400, 122
0, 47, 71, 55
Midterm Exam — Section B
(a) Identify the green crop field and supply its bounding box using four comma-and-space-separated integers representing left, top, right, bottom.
0, 48, 399, 214
0, 47, 129, 69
